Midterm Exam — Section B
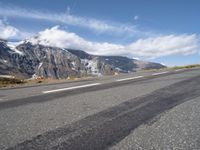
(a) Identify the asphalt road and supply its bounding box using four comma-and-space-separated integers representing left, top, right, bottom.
0, 68, 200, 150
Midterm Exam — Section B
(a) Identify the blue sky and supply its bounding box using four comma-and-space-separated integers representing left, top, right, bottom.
0, 0, 200, 66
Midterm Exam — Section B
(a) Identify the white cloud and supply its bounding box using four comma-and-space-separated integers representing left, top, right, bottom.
0, 7, 137, 35
134, 16, 139, 20
127, 34, 199, 58
0, 19, 19, 39
27, 26, 200, 59
0, 19, 33, 40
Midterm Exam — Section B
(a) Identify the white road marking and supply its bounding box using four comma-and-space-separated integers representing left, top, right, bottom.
175, 69, 184, 72
42, 71, 173, 94
152, 71, 169, 76
116, 76, 144, 82
42, 83, 101, 94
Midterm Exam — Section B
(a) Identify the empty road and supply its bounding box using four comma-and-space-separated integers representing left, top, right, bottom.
0, 68, 200, 150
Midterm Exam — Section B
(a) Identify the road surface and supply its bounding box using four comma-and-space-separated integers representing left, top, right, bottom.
0, 68, 200, 149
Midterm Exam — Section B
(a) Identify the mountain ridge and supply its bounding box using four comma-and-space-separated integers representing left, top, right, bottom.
0, 39, 165, 79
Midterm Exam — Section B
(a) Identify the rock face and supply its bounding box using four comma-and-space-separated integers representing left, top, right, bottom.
16, 43, 85, 79
133, 59, 165, 70
0, 40, 165, 79
68, 49, 165, 73
0, 40, 32, 78
0, 40, 82, 78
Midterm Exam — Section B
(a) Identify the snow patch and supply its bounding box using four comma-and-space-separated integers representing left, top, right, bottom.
115, 67, 122, 71
31, 74, 38, 79
81, 59, 100, 75
132, 57, 140, 60
71, 61, 76, 70
38, 62, 43, 69
7, 41, 24, 55
0, 59, 8, 63
0, 75, 15, 78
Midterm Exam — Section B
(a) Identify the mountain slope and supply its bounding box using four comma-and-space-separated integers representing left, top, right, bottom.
0, 40, 32, 78
68, 49, 165, 73
0, 39, 165, 79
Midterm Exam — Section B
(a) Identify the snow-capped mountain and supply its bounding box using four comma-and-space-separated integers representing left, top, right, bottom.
0, 38, 165, 79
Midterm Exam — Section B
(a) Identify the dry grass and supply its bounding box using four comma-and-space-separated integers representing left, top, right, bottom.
0, 77, 26, 88
142, 64, 200, 73
169, 64, 200, 70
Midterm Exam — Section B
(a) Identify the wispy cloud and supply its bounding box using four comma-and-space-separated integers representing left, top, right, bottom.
27, 26, 199, 59
1, 7, 199, 59
0, 7, 139, 36
134, 15, 139, 21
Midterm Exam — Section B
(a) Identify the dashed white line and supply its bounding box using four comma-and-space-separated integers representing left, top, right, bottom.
116, 76, 144, 82
42, 83, 101, 94
152, 71, 169, 76
42, 71, 174, 94
175, 69, 184, 72
175, 70, 180, 72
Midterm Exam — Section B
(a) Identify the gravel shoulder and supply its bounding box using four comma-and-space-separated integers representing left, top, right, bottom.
110, 96, 200, 150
